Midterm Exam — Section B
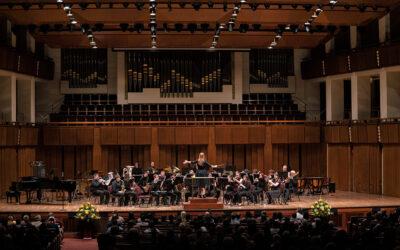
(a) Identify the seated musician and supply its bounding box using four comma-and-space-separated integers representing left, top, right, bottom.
132, 162, 143, 175
224, 175, 237, 205
123, 177, 137, 206
164, 174, 179, 205
278, 164, 290, 180
266, 171, 281, 204
150, 174, 166, 206
253, 173, 267, 203
90, 173, 109, 205
147, 161, 157, 174
110, 174, 125, 206
237, 175, 255, 204
183, 152, 217, 197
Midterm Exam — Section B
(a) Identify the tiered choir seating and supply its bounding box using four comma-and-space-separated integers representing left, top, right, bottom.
49, 93, 305, 122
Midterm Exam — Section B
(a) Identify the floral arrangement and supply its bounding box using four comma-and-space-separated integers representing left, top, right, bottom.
310, 199, 332, 217
75, 202, 100, 222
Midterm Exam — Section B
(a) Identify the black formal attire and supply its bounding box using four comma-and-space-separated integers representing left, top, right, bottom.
124, 179, 137, 206
111, 180, 125, 206
90, 179, 109, 204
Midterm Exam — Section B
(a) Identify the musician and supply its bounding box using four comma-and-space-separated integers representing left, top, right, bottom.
132, 162, 143, 175
183, 152, 218, 197
164, 174, 179, 205
253, 173, 267, 203
150, 174, 165, 206
123, 177, 137, 206
266, 171, 280, 204
147, 161, 157, 174
278, 164, 289, 180
237, 175, 255, 204
90, 173, 109, 205
224, 175, 237, 205
111, 174, 125, 206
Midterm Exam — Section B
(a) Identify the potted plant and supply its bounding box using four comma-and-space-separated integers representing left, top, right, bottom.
75, 202, 100, 238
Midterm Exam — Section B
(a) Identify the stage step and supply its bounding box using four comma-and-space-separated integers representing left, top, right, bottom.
183, 197, 223, 210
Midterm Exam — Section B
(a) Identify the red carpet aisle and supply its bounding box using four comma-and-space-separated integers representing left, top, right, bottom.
62, 238, 98, 250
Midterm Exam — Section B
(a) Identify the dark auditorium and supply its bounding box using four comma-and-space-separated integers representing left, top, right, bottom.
1, 0, 400, 249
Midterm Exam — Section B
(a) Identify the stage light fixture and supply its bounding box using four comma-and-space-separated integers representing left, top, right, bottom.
175, 23, 184, 32
134, 23, 144, 33
249, 3, 259, 11
94, 23, 104, 32
54, 24, 63, 31
253, 24, 261, 31
201, 23, 209, 33
120, 23, 129, 32
21, 3, 32, 10
239, 24, 249, 33
188, 23, 198, 33
192, 1, 202, 11
135, 3, 144, 10
303, 4, 313, 12
79, 3, 89, 10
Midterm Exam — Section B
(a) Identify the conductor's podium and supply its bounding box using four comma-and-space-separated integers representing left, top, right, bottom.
183, 197, 224, 210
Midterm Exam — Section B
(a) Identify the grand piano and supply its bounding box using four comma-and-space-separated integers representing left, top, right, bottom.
16, 176, 77, 203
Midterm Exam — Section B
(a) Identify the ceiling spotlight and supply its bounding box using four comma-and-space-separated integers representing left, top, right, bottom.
63, 5, 71, 11
175, 23, 184, 32
67, 11, 73, 17
79, 3, 89, 10
268, 46, 273, 49
70, 19, 78, 25
201, 23, 209, 33
240, 0, 246, 3
239, 23, 249, 33
253, 24, 261, 31
87, 32, 93, 38
330, 0, 337, 5
120, 23, 129, 32
192, 1, 202, 11
304, 21, 311, 26
188, 23, 197, 33
92, 45, 98, 49
57, 0, 63, 3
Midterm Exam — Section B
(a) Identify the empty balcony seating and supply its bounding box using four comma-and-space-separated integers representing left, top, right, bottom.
50, 93, 306, 122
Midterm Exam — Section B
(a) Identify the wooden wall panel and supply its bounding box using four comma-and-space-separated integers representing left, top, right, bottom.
37, 146, 62, 177
17, 147, 36, 177
0, 127, 6, 146
101, 127, 118, 145
271, 125, 288, 143
245, 144, 265, 172
327, 145, 352, 191
352, 125, 369, 143
117, 127, 135, 145
158, 127, 175, 145
288, 144, 299, 171
0, 148, 17, 197
216, 145, 233, 167
175, 127, 192, 145
305, 125, 320, 143
215, 127, 232, 144
75, 146, 93, 177
5, 127, 18, 146
233, 144, 245, 170
43, 127, 60, 145
134, 127, 152, 145
20, 127, 38, 146
288, 125, 305, 143
76, 127, 94, 145
101, 146, 121, 174
63, 147, 75, 179
366, 125, 378, 143
159, 145, 177, 168
380, 124, 399, 143
271, 144, 288, 171
383, 145, 400, 197
60, 128, 77, 145
352, 145, 381, 194
192, 127, 209, 145
231, 127, 248, 144
301, 144, 327, 177
248, 126, 265, 144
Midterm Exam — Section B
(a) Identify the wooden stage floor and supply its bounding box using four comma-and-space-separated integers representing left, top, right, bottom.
1, 191, 399, 214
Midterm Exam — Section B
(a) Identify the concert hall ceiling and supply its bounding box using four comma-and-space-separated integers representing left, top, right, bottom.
0, 0, 398, 48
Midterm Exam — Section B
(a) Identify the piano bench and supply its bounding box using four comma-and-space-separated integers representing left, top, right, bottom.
6, 191, 20, 203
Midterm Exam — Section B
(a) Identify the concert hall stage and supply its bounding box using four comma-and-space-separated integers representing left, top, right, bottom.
1, 191, 400, 232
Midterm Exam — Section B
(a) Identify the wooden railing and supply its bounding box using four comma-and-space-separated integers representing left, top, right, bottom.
301, 42, 400, 79
0, 46, 54, 80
